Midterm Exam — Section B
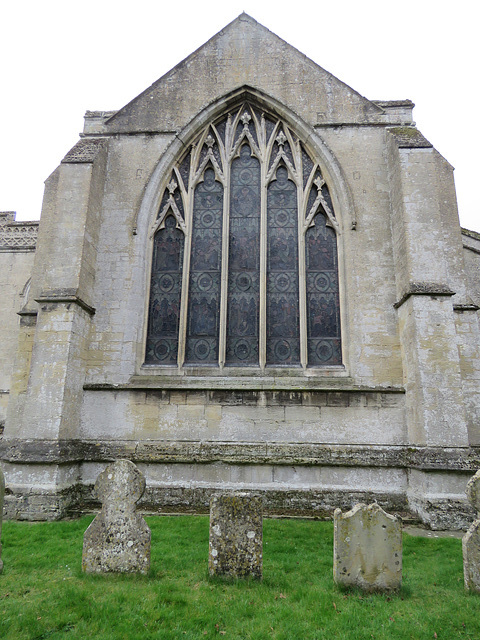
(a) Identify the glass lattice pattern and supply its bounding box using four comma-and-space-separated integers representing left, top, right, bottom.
146, 103, 342, 368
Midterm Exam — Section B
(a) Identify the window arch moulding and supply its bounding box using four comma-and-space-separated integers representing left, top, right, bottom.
143, 102, 345, 374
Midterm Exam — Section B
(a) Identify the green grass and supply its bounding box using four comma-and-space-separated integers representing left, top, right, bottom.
0, 516, 478, 639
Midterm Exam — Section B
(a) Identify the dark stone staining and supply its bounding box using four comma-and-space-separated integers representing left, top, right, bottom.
226, 145, 260, 365
61, 138, 106, 164
388, 127, 433, 149
186, 169, 223, 364
266, 166, 300, 365
394, 282, 455, 309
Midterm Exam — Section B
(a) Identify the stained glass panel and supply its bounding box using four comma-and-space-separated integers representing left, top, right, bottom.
146, 107, 342, 370
266, 166, 300, 365
301, 145, 314, 189
306, 209, 341, 365
179, 153, 191, 192
185, 168, 223, 364
226, 145, 260, 365
145, 215, 184, 364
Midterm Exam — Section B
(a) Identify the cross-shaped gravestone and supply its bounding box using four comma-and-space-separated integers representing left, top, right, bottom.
82, 459, 151, 573
334, 503, 402, 592
463, 469, 480, 592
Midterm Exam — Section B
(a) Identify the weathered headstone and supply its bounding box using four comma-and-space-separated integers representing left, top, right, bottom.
82, 459, 151, 574
0, 465, 4, 574
463, 469, 480, 592
334, 503, 402, 591
209, 492, 263, 579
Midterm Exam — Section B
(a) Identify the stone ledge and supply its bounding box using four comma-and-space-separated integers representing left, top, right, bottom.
61, 137, 107, 163
387, 127, 433, 148
394, 282, 455, 309
35, 293, 95, 316
86, 378, 405, 393
1, 439, 479, 471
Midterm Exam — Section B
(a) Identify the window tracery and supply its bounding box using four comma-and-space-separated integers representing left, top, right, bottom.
145, 104, 342, 368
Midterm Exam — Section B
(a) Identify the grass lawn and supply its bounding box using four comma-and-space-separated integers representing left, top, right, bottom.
0, 515, 478, 639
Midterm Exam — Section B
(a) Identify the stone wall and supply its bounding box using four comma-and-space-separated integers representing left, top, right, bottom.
463, 229, 480, 308
0, 213, 37, 429
1, 15, 479, 529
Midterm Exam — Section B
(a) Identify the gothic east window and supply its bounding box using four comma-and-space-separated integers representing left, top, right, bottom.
145, 104, 342, 368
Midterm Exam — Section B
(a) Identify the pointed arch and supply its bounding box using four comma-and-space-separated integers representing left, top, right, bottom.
137, 88, 352, 369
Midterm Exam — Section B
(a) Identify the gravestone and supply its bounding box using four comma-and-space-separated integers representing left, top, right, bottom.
334, 503, 402, 591
0, 465, 4, 574
209, 493, 263, 579
82, 459, 151, 574
463, 469, 480, 592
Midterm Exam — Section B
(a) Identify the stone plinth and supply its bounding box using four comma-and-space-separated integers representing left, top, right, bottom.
82, 459, 151, 574
0, 465, 4, 574
209, 493, 262, 579
334, 503, 402, 591
463, 470, 480, 592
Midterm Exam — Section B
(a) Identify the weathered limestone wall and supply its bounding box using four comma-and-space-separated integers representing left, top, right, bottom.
463, 230, 480, 308
79, 388, 406, 444
0, 213, 37, 429
84, 134, 173, 384
1, 14, 479, 528
458, 229, 480, 444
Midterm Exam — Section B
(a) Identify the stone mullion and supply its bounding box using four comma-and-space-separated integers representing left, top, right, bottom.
259, 158, 268, 369
218, 163, 231, 368
177, 183, 193, 368
298, 183, 308, 369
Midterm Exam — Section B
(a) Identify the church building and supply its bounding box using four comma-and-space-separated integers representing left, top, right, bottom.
1, 14, 479, 528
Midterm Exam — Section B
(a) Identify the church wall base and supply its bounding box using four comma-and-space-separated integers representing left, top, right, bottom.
1, 458, 476, 530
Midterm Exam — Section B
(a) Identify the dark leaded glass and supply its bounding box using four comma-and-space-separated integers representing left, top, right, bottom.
211, 142, 222, 169
226, 145, 260, 365
215, 116, 227, 145
321, 183, 334, 217
282, 139, 295, 168
265, 116, 276, 145
198, 144, 210, 171
173, 188, 184, 219
185, 168, 223, 364
269, 141, 280, 171
179, 153, 191, 192
301, 145, 314, 189
157, 187, 171, 220
306, 209, 341, 365
145, 215, 184, 364
266, 166, 300, 365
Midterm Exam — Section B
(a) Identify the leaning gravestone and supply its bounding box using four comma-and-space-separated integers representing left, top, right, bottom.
334, 503, 402, 591
0, 465, 4, 574
463, 469, 480, 592
209, 493, 263, 579
82, 459, 151, 574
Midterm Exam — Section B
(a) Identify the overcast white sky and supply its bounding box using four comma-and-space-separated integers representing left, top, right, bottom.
2, 1, 479, 232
